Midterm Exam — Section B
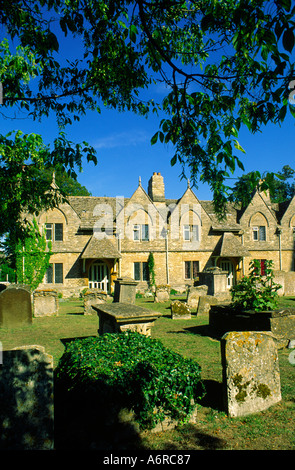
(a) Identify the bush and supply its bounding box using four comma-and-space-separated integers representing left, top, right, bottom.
231, 259, 281, 312
55, 331, 205, 430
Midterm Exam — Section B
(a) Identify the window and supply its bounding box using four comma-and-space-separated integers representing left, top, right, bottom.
184, 261, 199, 280
134, 262, 149, 281
253, 226, 266, 241
45, 263, 63, 284
45, 223, 63, 241
133, 224, 149, 241
183, 225, 199, 242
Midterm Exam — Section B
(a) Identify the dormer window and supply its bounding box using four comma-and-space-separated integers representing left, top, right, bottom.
183, 225, 199, 242
253, 226, 266, 241
45, 223, 63, 241
133, 224, 149, 241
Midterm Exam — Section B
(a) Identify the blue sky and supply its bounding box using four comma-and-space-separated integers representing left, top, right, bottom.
2, 96, 295, 202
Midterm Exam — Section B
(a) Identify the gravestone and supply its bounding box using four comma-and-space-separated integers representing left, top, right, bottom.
155, 285, 170, 303
114, 277, 137, 304
83, 288, 107, 315
186, 285, 208, 309
171, 300, 191, 319
221, 331, 281, 418
33, 289, 59, 317
0, 286, 32, 327
197, 295, 218, 316
0, 345, 54, 450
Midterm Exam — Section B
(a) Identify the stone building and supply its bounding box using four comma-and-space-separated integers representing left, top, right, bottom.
35, 172, 295, 297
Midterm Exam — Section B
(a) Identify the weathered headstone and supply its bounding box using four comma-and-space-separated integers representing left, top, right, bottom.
186, 285, 208, 309
33, 289, 59, 317
83, 288, 107, 315
0, 286, 32, 327
0, 345, 54, 450
197, 295, 218, 315
155, 285, 170, 303
171, 300, 191, 319
114, 277, 138, 304
221, 331, 281, 418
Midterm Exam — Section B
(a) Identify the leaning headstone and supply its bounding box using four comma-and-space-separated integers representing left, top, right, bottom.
0, 345, 54, 450
186, 285, 208, 309
221, 331, 281, 418
0, 286, 32, 327
33, 289, 59, 317
171, 300, 191, 320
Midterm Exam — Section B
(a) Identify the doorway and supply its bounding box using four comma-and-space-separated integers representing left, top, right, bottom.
89, 261, 109, 292
220, 259, 235, 288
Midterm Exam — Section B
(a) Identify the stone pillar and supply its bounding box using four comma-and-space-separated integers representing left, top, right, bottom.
221, 331, 281, 417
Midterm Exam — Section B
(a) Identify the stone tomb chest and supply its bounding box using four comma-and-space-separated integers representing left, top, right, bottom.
93, 302, 162, 336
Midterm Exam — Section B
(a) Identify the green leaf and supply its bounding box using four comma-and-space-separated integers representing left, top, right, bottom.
283, 28, 295, 53
129, 25, 138, 44
233, 140, 246, 153
151, 132, 159, 145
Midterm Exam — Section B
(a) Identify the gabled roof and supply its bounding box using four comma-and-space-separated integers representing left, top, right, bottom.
81, 235, 121, 259
212, 232, 250, 258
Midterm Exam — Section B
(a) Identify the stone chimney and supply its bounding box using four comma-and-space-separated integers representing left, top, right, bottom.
148, 172, 165, 202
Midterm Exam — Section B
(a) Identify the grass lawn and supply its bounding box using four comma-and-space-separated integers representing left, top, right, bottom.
0, 295, 294, 450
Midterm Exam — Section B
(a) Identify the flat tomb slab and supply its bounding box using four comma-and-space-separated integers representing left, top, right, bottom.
92, 302, 162, 336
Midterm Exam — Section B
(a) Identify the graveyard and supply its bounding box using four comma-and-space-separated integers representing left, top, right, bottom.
0, 290, 294, 450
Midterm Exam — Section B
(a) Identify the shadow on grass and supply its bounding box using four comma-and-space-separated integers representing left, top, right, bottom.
54, 375, 226, 450
153, 423, 227, 450
200, 380, 225, 412
184, 324, 221, 340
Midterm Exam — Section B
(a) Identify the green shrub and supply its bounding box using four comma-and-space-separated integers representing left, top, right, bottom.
231, 259, 281, 312
55, 331, 205, 430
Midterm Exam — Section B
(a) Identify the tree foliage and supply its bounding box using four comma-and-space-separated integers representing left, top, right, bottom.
230, 164, 295, 206
1, 0, 295, 229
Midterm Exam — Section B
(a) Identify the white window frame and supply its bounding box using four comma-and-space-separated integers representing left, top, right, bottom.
183, 225, 199, 242
133, 224, 149, 241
